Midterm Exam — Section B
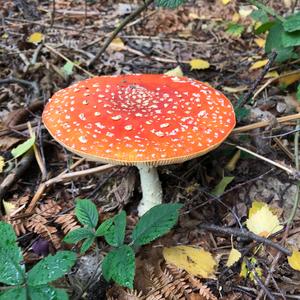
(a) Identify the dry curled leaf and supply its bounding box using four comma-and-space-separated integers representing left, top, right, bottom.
288, 250, 300, 271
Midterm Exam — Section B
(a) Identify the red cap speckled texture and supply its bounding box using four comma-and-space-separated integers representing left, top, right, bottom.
42, 74, 236, 166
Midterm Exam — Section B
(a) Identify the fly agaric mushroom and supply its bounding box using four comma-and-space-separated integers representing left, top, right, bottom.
42, 74, 235, 215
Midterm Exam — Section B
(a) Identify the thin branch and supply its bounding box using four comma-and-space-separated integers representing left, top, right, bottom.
88, 0, 155, 67
237, 51, 277, 108
198, 223, 291, 256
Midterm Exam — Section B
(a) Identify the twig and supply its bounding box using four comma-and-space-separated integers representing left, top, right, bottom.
228, 144, 299, 178
0, 150, 35, 216
88, 0, 155, 67
44, 43, 95, 77
245, 258, 276, 300
26, 164, 114, 213
237, 51, 277, 108
232, 113, 300, 133
198, 223, 291, 256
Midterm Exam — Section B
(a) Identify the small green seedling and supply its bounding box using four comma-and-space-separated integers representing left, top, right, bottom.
64, 199, 182, 289
0, 222, 76, 300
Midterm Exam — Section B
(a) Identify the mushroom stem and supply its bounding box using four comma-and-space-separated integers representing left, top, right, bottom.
137, 165, 163, 216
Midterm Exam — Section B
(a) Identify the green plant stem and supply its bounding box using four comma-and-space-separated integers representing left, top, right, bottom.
248, 0, 285, 22
88, 0, 155, 67
286, 120, 300, 226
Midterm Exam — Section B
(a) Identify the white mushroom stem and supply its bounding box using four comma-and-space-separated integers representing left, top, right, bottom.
137, 165, 163, 216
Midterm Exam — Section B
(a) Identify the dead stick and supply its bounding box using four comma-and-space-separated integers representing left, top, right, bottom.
232, 113, 300, 133
198, 224, 291, 256
88, 0, 155, 67
237, 51, 277, 108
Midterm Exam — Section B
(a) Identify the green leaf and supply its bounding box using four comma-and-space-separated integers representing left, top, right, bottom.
28, 285, 57, 300
132, 203, 182, 246
75, 199, 98, 228
80, 237, 95, 254
62, 62, 74, 76
211, 176, 234, 196
54, 289, 69, 300
63, 227, 94, 244
265, 21, 296, 62
11, 136, 35, 159
27, 251, 76, 286
95, 218, 113, 237
282, 30, 300, 47
104, 211, 126, 247
0, 287, 26, 300
0, 222, 24, 285
297, 84, 300, 101
226, 23, 245, 37
254, 21, 275, 34
250, 9, 269, 23
283, 12, 300, 32
234, 107, 250, 122
102, 245, 135, 288
155, 0, 186, 8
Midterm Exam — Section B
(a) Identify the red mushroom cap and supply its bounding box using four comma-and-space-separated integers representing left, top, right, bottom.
42, 74, 236, 166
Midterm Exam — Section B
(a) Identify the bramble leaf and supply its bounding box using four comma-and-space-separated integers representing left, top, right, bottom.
75, 199, 98, 228
27, 251, 76, 286
95, 219, 113, 237
64, 228, 94, 244
102, 245, 135, 288
132, 204, 182, 246
0, 287, 26, 300
104, 211, 126, 247
155, 0, 186, 8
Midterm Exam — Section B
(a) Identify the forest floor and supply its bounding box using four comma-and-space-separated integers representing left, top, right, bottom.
0, 0, 300, 299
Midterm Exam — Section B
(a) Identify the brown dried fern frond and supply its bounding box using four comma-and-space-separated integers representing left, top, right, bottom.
3, 216, 27, 236
26, 215, 60, 249
34, 199, 62, 218
106, 285, 143, 300
55, 212, 80, 234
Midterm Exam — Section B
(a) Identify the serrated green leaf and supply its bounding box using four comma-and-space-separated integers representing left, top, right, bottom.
211, 176, 234, 196
250, 9, 269, 23
132, 204, 182, 246
283, 12, 300, 32
95, 218, 113, 237
75, 199, 98, 228
0, 222, 24, 285
155, 0, 186, 8
226, 23, 245, 37
80, 237, 95, 254
63, 227, 94, 244
28, 285, 57, 300
102, 245, 135, 288
11, 136, 35, 159
282, 30, 300, 47
0, 287, 26, 300
104, 211, 126, 247
27, 251, 76, 286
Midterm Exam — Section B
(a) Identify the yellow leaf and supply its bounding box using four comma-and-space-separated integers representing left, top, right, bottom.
288, 250, 300, 271
254, 38, 266, 48
222, 86, 248, 93
265, 71, 279, 78
221, 0, 231, 5
239, 5, 254, 18
0, 156, 4, 173
246, 205, 283, 237
278, 72, 300, 87
189, 59, 210, 70
163, 245, 217, 278
248, 201, 267, 218
3, 200, 16, 216
28, 32, 44, 44
108, 37, 125, 51
232, 12, 240, 23
226, 248, 242, 267
165, 66, 183, 77
249, 59, 269, 71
